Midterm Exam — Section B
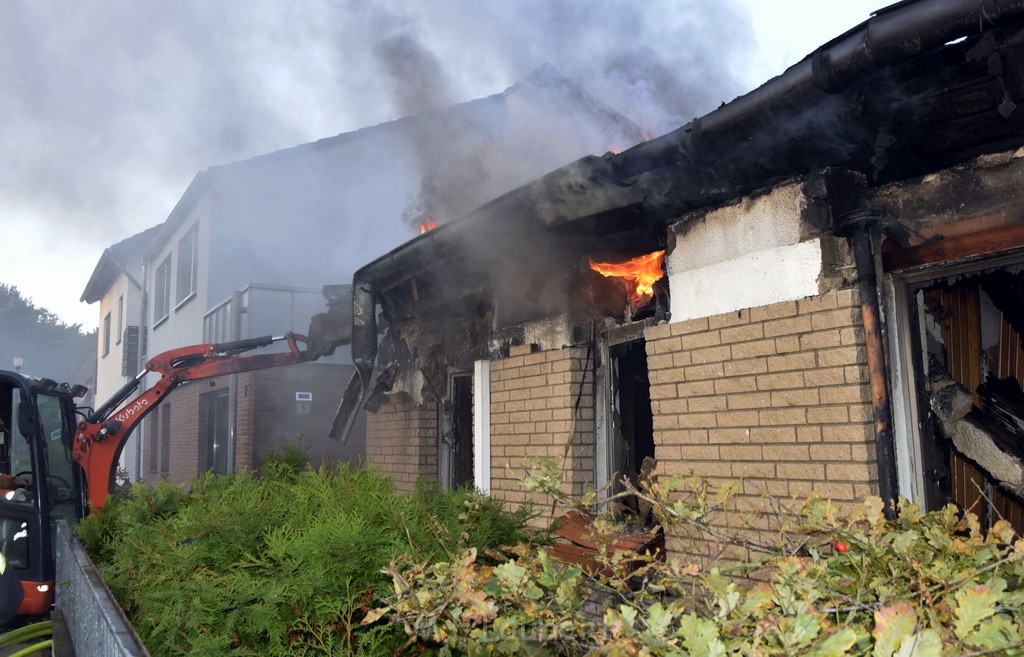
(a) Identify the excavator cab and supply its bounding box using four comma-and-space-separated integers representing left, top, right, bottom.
0, 371, 86, 618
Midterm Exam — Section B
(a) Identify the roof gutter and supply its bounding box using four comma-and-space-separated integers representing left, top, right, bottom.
614, 0, 1024, 178
330, 0, 1024, 443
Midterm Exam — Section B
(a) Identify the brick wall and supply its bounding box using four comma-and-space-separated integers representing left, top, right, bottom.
643, 287, 877, 511
490, 344, 594, 525
144, 363, 363, 484
366, 395, 438, 494
245, 363, 366, 470
164, 380, 206, 484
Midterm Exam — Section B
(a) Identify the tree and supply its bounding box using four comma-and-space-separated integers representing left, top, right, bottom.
0, 283, 96, 385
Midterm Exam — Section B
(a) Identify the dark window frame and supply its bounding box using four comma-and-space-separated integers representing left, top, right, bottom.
102, 312, 111, 357
154, 256, 172, 326
176, 225, 198, 309
116, 295, 124, 345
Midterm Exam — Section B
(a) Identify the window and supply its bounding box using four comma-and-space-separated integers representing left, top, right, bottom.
205, 389, 229, 474
102, 312, 111, 357
116, 295, 124, 345
154, 256, 171, 324
176, 225, 198, 307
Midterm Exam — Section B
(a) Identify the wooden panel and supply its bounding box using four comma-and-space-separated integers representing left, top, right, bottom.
950, 450, 986, 517
931, 284, 982, 402
998, 314, 1024, 386
883, 223, 1024, 273
993, 488, 1024, 536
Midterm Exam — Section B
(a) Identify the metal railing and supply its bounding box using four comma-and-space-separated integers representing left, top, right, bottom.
54, 521, 149, 656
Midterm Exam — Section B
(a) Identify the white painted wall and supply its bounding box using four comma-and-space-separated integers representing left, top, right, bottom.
146, 200, 211, 361
94, 277, 130, 403
666, 182, 824, 322
95, 270, 146, 481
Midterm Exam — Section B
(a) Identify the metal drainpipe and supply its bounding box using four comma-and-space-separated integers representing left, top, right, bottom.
835, 212, 899, 519
136, 262, 149, 482
226, 290, 244, 474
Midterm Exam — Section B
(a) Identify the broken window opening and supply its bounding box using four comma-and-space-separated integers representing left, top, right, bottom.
899, 259, 1024, 533
439, 371, 474, 490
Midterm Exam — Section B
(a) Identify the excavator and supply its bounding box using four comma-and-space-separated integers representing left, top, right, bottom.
0, 296, 350, 619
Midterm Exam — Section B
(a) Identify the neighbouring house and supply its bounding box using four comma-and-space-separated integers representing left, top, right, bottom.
86, 66, 644, 485
330, 0, 1024, 551
80, 225, 162, 476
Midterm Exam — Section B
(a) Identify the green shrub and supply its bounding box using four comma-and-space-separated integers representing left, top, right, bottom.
77, 464, 535, 657
372, 465, 1024, 656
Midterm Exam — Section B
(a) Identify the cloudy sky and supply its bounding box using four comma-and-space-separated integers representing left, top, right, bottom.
0, 0, 882, 332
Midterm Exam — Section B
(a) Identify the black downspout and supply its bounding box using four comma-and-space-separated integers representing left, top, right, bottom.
836, 212, 899, 519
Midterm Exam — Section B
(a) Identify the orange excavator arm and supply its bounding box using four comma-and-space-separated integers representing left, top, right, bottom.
72, 333, 315, 512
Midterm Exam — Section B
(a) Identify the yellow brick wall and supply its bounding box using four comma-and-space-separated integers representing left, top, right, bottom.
365, 395, 438, 494
489, 344, 594, 524
643, 288, 878, 506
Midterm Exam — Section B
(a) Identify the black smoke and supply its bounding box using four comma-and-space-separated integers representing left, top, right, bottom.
0, 0, 755, 324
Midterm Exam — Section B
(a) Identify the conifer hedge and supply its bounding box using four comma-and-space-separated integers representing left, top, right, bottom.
77, 458, 535, 657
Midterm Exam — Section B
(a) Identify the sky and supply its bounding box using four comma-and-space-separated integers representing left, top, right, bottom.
0, 0, 884, 333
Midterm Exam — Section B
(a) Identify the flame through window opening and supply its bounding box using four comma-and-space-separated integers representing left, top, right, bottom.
589, 250, 666, 308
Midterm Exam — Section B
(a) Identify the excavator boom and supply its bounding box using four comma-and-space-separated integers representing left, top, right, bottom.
73, 333, 315, 512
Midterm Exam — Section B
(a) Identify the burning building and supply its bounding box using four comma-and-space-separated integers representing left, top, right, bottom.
331, 0, 1024, 543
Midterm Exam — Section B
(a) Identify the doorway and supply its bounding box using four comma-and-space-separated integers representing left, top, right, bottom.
596, 330, 655, 518
892, 258, 1024, 532
439, 371, 474, 490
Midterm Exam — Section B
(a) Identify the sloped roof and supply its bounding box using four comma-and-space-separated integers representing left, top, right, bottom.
80, 224, 162, 303
142, 65, 643, 264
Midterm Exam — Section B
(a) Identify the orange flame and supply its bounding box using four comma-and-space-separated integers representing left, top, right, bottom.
589, 250, 665, 306
418, 217, 437, 234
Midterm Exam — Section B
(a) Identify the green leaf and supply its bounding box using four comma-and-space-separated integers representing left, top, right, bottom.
813, 628, 858, 657
953, 581, 1003, 640
872, 601, 917, 657
619, 605, 638, 630
494, 561, 528, 586
645, 602, 672, 639
678, 613, 725, 657
968, 614, 1021, 651
787, 613, 821, 645
892, 629, 941, 657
